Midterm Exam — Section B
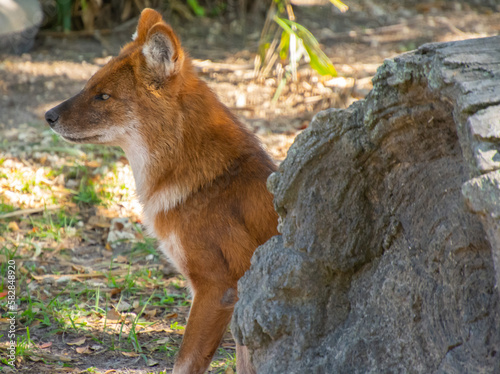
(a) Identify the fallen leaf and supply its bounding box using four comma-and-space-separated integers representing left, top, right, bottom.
66, 337, 86, 346
165, 312, 178, 319
7, 221, 19, 231
90, 344, 103, 350
39, 342, 52, 349
156, 337, 169, 345
76, 346, 92, 354
144, 308, 157, 318
147, 358, 159, 366
116, 300, 131, 312
106, 309, 122, 321
125, 313, 137, 323
104, 370, 117, 373
110, 287, 122, 296
0, 291, 8, 298
167, 328, 185, 335
71, 265, 85, 273
225, 368, 235, 374
88, 216, 111, 228
121, 351, 139, 357
30, 320, 40, 327
114, 255, 128, 263
133, 300, 140, 309
86, 160, 101, 168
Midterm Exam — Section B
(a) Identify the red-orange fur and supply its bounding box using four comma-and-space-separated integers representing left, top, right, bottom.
45, 8, 278, 374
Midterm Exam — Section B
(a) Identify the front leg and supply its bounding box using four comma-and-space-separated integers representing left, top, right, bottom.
173, 285, 237, 374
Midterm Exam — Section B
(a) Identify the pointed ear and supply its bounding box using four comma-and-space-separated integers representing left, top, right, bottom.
142, 23, 184, 80
132, 8, 163, 43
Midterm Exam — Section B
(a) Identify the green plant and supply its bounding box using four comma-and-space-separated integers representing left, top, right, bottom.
28, 209, 76, 242
187, 0, 206, 17
257, 0, 347, 81
15, 327, 35, 360
0, 201, 15, 214
128, 294, 154, 353
160, 290, 176, 305
56, 0, 72, 31
131, 233, 158, 257
170, 321, 185, 331
212, 348, 237, 373
73, 176, 102, 205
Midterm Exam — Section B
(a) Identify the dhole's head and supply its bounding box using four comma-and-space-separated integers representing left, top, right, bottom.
45, 9, 185, 147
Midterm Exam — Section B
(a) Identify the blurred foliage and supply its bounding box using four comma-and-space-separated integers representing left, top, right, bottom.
47, 0, 243, 32
187, 0, 206, 16
256, 0, 347, 80
274, 16, 337, 76
55, 0, 72, 31
47, 0, 343, 93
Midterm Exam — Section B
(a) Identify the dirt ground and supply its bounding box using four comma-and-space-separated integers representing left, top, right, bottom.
0, 1, 499, 373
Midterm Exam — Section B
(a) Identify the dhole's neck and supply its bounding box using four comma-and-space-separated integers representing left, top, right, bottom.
121, 67, 248, 228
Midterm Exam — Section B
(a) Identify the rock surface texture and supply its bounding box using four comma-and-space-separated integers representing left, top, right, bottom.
232, 36, 500, 373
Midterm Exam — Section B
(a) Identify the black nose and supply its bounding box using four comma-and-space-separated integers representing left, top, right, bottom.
45, 109, 59, 127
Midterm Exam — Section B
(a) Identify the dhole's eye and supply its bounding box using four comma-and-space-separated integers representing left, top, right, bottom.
95, 94, 110, 101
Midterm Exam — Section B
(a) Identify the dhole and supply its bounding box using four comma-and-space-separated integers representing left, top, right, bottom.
45, 8, 278, 374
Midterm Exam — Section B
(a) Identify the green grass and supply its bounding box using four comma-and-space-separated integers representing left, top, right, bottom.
73, 176, 102, 205
0, 201, 15, 214
0, 235, 227, 371
27, 209, 77, 242
157, 289, 190, 307
212, 348, 237, 373
12, 327, 35, 363
131, 234, 158, 257
0, 243, 188, 341
156, 340, 180, 358
21, 177, 36, 193
128, 293, 154, 353
170, 321, 185, 331
65, 161, 123, 207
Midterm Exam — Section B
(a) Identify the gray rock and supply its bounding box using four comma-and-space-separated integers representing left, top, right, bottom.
233, 36, 500, 373
0, 0, 42, 54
